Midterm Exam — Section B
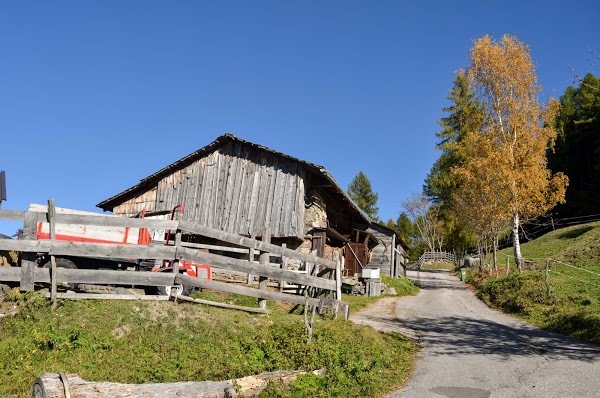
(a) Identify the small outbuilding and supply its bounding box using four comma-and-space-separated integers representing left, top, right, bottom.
358, 223, 409, 277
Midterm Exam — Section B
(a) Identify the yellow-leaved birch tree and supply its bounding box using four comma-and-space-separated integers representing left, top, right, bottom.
453, 129, 512, 271
464, 34, 568, 268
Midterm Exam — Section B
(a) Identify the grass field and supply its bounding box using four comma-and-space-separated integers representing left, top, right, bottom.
0, 275, 419, 397
468, 221, 600, 344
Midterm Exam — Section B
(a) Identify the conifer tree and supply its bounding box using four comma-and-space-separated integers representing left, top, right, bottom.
424, 70, 482, 252
347, 171, 379, 219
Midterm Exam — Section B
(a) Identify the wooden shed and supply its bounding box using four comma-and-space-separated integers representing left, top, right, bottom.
359, 223, 409, 277
97, 134, 371, 262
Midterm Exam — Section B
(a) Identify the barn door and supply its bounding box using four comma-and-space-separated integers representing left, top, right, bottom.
344, 242, 367, 276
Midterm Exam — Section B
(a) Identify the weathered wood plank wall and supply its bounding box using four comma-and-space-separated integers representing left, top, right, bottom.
112, 141, 306, 240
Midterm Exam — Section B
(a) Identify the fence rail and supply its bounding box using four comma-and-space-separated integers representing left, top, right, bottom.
418, 251, 458, 268
0, 205, 347, 317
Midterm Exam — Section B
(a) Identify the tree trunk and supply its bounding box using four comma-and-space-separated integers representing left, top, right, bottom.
31, 370, 320, 398
492, 236, 498, 276
512, 212, 522, 272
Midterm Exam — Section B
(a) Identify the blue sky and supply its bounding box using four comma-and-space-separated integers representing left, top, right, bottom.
1, 1, 598, 236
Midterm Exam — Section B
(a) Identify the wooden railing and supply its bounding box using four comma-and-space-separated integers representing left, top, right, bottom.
418, 251, 457, 268
0, 206, 347, 318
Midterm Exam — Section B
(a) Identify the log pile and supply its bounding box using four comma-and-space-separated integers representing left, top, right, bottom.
31, 369, 324, 398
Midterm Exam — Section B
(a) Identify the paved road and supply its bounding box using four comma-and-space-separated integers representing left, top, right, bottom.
350, 270, 600, 398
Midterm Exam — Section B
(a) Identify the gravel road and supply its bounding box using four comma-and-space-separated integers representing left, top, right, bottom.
350, 269, 600, 398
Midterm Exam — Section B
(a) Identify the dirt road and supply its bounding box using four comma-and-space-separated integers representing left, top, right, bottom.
350, 270, 600, 398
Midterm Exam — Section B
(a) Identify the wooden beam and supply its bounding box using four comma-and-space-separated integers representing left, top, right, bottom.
0, 239, 176, 260
179, 221, 336, 269
0, 209, 26, 221
180, 242, 249, 254
51, 212, 178, 230
334, 250, 342, 301
177, 247, 336, 291
47, 293, 170, 301
0, 267, 176, 286
258, 228, 270, 309
171, 294, 270, 314
48, 199, 58, 308
32, 370, 315, 398
179, 274, 322, 306
20, 210, 37, 291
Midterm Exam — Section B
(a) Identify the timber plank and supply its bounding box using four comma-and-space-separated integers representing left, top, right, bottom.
178, 221, 336, 269
177, 247, 336, 290
263, 156, 278, 235
0, 267, 176, 286
179, 274, 322, 306
172, 294, 270, 314
0, 209, 26, 221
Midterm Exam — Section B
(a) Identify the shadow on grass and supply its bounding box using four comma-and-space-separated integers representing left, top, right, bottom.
558, 226, 594, 240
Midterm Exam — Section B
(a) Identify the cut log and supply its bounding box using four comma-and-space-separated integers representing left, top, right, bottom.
31, 369, 323, 398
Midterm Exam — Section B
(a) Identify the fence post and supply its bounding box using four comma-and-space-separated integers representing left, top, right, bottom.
20, 210, 37, 291
247, 237, 255, 286
334, 250, 342, 301
48, 199, 58, 309
545, 259, 551, 295
390, 234, 396, 277
279, 243, 287, 293
506, 257, 509, 275
258, 228, 270, 309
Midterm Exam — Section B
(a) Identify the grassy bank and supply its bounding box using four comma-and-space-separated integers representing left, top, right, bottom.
0, 276, 419, 397
467, 221, 600, 344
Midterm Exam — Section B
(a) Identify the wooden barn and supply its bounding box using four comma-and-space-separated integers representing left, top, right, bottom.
97, 134, 373, 269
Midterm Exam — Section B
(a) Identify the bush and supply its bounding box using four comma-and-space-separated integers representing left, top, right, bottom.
477, 273, 555, 314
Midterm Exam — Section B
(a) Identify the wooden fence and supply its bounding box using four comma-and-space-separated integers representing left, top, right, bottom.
0, 205, 348, 318
418, 251, 457, 268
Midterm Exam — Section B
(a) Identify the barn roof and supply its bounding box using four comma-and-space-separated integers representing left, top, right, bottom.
96, 133, 370, 223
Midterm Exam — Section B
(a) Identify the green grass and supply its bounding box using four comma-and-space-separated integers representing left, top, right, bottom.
0, 283, 419, 397
473, 221, 600, 344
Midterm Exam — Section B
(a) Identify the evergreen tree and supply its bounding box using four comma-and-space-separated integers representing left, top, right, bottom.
424, 70, 483, 204
424, 70, 482, 253
549, 73, 600, 217
395, 212, 414, 245
347, 171, 379, 219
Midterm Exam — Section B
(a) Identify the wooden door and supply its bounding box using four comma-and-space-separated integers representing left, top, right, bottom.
344, 242, 367, 276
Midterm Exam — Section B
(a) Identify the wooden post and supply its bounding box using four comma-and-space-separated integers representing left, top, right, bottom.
334, 250, 342, 301
390, 234, 396, 277
20, 210, 37, 291
247, 235, 255, 286
48, 199, 58, 309
247, 246, 255, 285
258, 228, 270, 309
172, 231, 182, 297
545, 259, 551, 295
279, 243, 287, 293
506, 257, 510, 275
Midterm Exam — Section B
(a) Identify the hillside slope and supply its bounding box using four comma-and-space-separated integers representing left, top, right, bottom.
0, 278, 419, 397
474, 221, 600, 344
